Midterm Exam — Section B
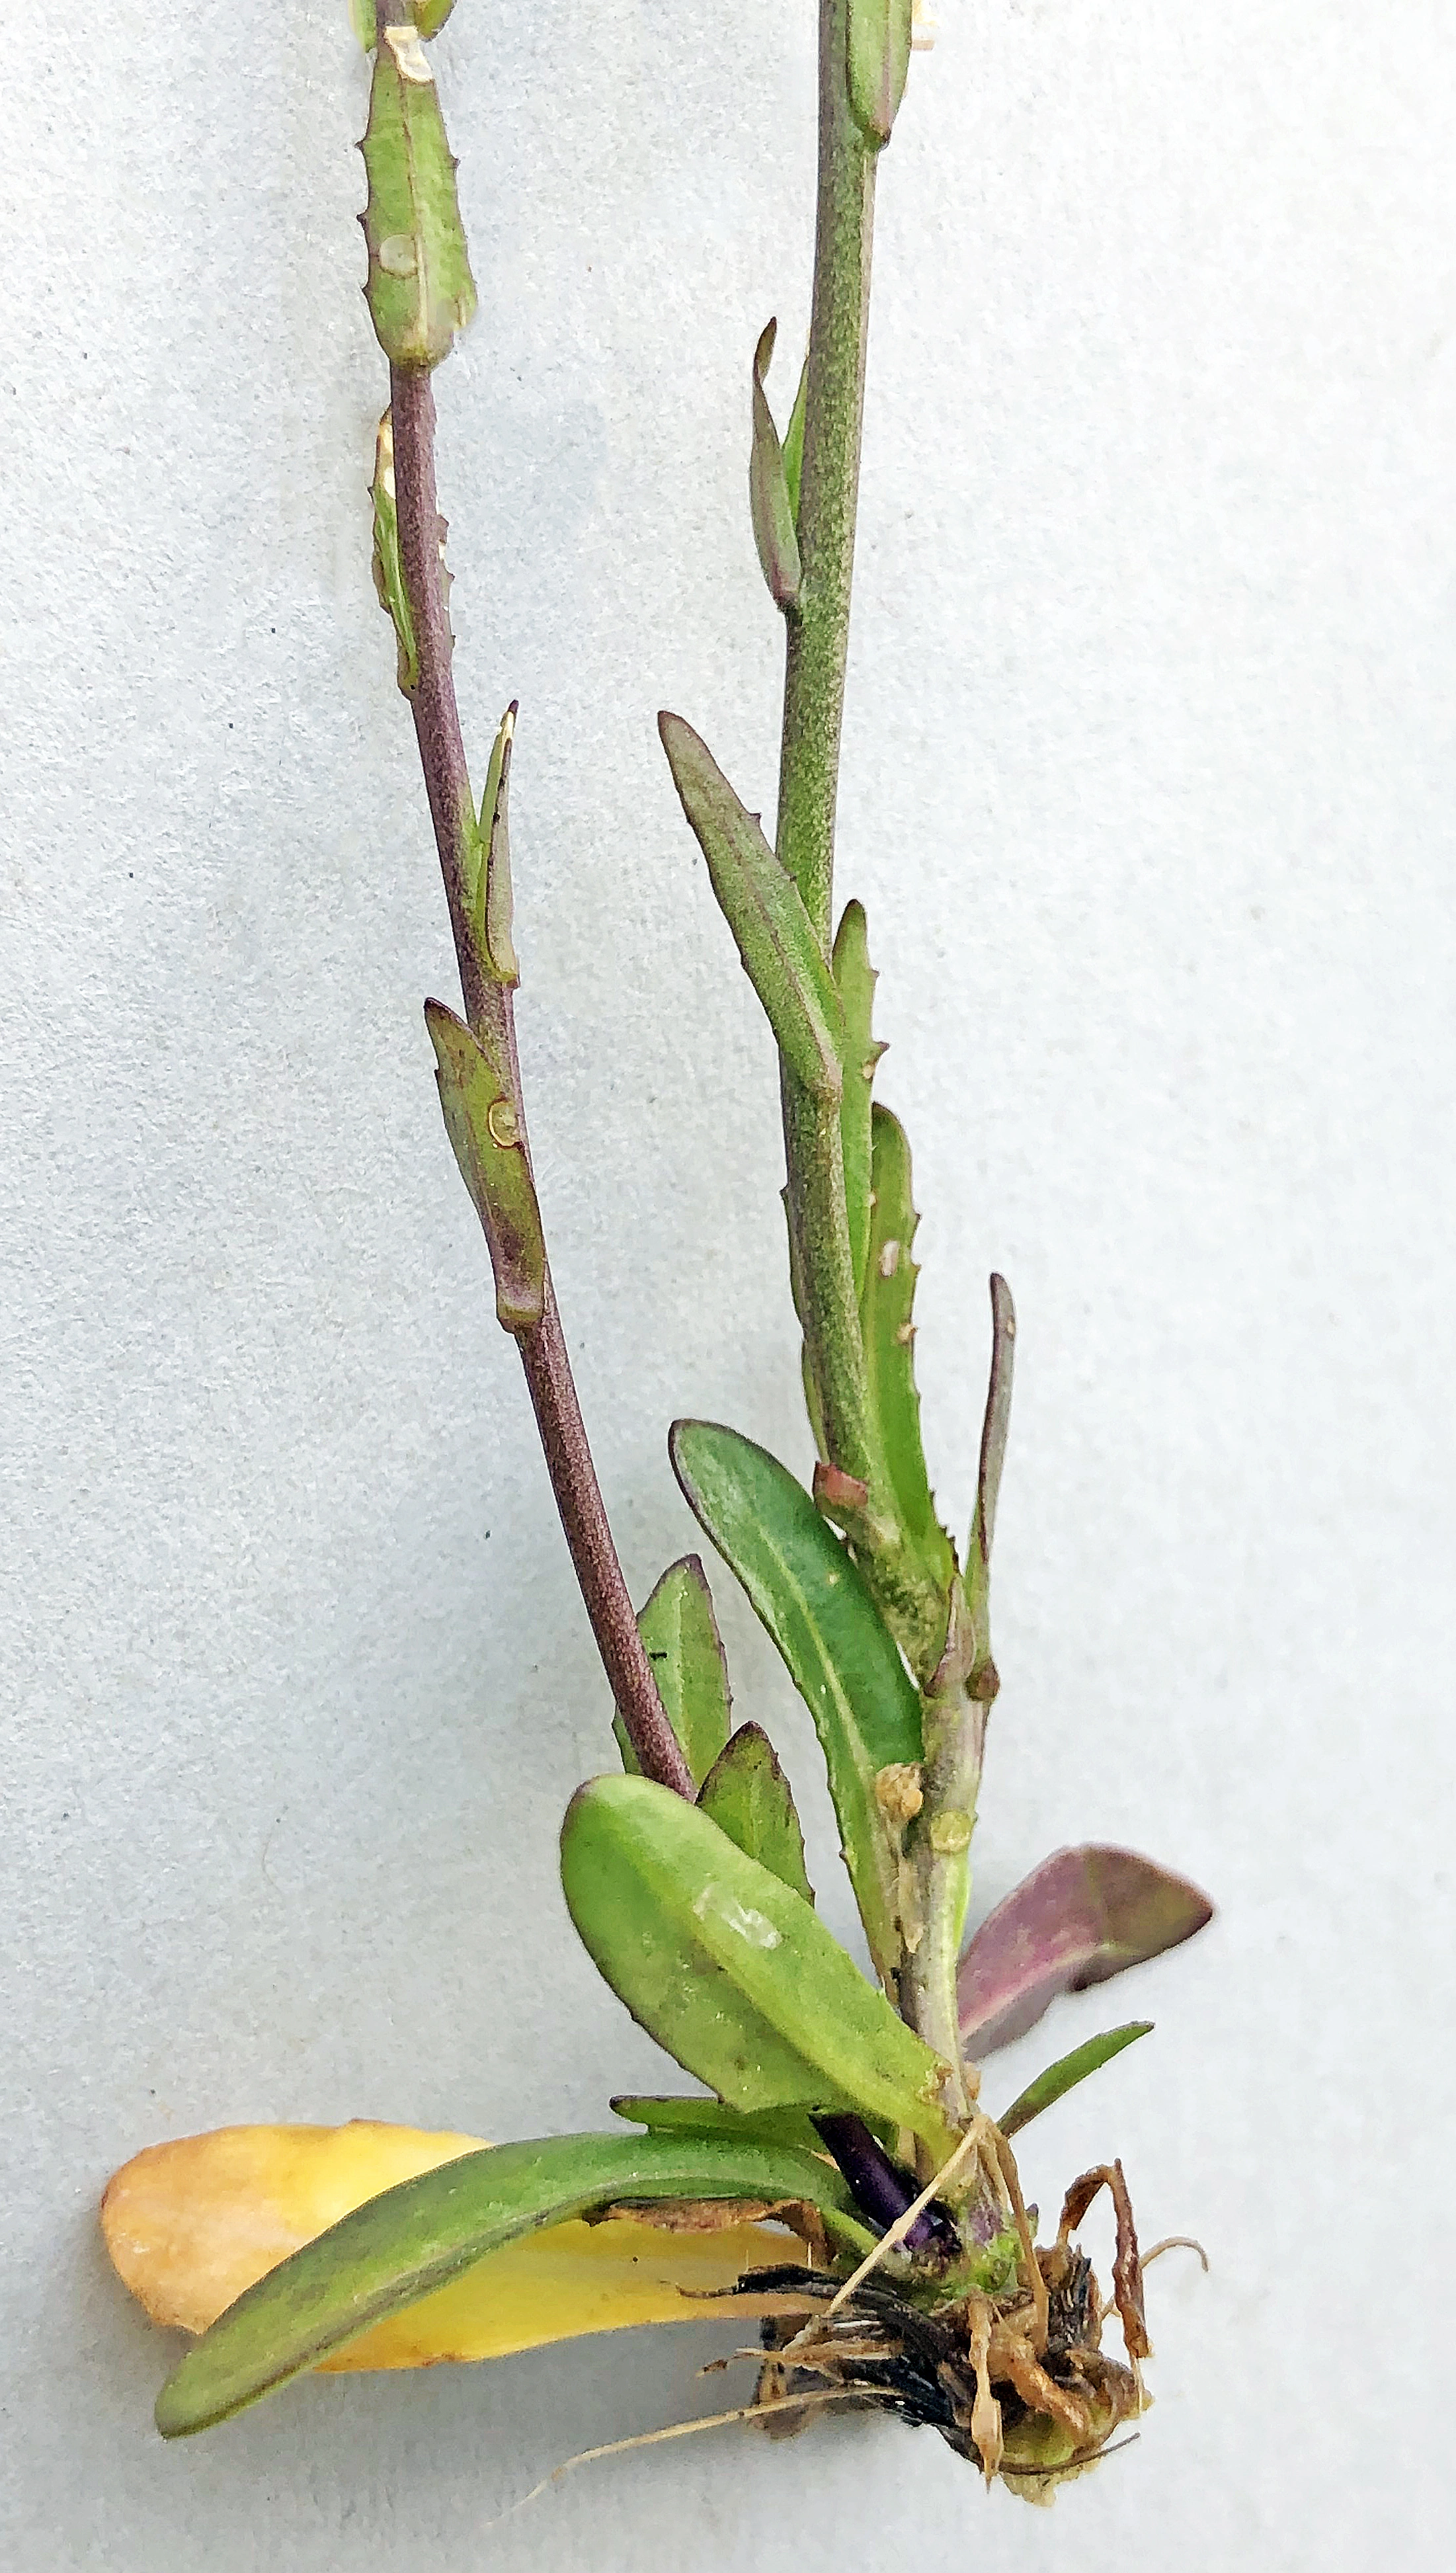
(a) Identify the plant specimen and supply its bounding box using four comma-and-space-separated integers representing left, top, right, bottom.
101, 1, 1212, 2500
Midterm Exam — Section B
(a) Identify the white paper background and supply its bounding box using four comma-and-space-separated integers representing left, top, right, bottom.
3, 4, 1453, 2564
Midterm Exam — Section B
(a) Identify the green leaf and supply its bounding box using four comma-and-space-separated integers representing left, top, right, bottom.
861, 1105, 955, 1589
154, 2127, 871, 2437
846, 0, 913, 149
657, 714, 844, 1104
350, 1, 457, 44
561, 1776, 956, 2155
423, 1000, 546, 1332
831, 901, 885, 1305
748, 319, 802, 613
996, 2023, 1153, 2141
611, 2092, 897, 2156
358, 22, 477, 373
782, 353, 809, 528
613, 1556, 732, 1788
670, 1418, 922, 1984
610, 2094, 830, 2156
368, 412, 417, 694
697, 1723, 814, 1905
462, 704, 520, 987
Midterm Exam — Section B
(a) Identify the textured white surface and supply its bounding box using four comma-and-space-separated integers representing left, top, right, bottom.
3, 3, 1453, 2564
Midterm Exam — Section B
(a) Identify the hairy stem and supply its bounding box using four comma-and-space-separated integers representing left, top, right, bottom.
898, 1621, 987, 2124
774, 7, 946, 1671
389, 366, 693, 1800
774, 0, 877, 1502
899, 1282, 1015, 2098
775, 0, 875, 949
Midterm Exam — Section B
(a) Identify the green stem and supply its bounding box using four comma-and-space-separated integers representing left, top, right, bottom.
898, 1280, 1015, 2097
897, 1606, 988, 2124
775, 0, 876, 950
774, 0, 944, 1681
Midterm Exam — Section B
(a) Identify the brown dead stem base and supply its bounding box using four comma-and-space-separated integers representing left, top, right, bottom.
735, 2159, 1152, 2509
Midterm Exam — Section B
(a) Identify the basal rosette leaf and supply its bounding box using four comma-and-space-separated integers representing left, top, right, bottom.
561, 1775, 957, 2156
959, 1845, 1214, 2055
139, 2125, 871, 2435
105, 2119, 803, 2373
610, 2095, 832, 2155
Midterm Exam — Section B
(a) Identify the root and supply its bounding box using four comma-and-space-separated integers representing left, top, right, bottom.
1056, 2159, 1150, 2365
1143, 2234, 1209, 2272
734, 2124, 1172, 2497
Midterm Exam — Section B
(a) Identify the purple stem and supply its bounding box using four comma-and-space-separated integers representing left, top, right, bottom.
812, 2113, 961, 2258
388, 366, 694, 1802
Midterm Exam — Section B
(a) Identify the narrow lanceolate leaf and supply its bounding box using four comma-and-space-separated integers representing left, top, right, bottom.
846, 0, 913, 149
996, 2023, 1154, 2141
669, 1419, 922, 1984
358, 21, 477, 372
561, 1776, 956, 2157
749, 319, 802, 612
782, 354, 809, 528
658, 714, 844, 1102
957, 1846, 1215, 2057
614, 1555, 732, 1787
832, 901, 885, 1305
150, 2128, 871, 2436
423, 1000, 546, 1332
369, 411, 417, 693
104, 2119, 796, 2373
609, 2096, 836, 2158
462, 704, 521, 986
861, 1106, 955, 1592
698, 1723, 815, 1905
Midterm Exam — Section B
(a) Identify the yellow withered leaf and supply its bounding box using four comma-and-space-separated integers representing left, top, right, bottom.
101, 2121, 800, 2370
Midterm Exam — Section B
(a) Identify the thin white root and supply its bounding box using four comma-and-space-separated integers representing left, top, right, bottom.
1142, 2236, 1209, 2272
483, 2392, 846, 2525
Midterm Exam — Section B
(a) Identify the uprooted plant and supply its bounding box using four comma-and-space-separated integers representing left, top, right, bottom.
101, 3, 1212, 2503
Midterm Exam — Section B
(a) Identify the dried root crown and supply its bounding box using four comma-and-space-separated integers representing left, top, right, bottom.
737, 2142, 1156, 2503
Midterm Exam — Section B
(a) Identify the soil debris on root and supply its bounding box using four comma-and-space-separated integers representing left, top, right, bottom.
737, 2157, 1153, 2506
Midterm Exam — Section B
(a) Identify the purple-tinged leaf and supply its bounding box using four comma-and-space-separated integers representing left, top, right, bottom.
958, 1846, 1213, 2057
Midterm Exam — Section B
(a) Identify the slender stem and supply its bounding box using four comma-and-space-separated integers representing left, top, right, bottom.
774, 0, 877, 1495
773, 6, 944, 1676
389, 366, 694, 1801
776, 0, 875, 946
897, 1615, 985, 2123
898, 1284, 1015, 2095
